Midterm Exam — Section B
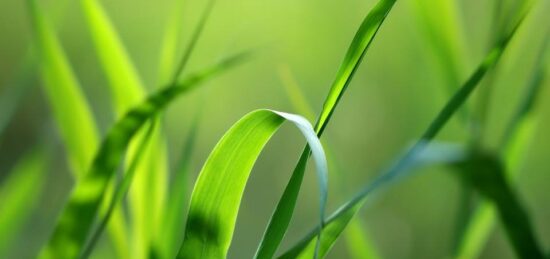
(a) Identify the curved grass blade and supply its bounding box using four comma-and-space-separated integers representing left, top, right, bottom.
81, 121, 156, 258
255, 1, 396, 257
79, 0, 170, 256
278, 10, 528, 257
279, 65, 380, 259
177, 109, 328, 259
455, 30, 550, 259
0, 146, 49, 257
157, 0, 187, 85
38, 53, 248, 259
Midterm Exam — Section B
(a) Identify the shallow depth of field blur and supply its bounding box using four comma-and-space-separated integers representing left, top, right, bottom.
1, 0, 549, 258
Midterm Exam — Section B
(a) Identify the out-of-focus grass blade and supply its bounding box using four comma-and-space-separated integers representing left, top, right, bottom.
28, 1, 129, 257
154, 109, 202, 259
455, 31, 550, 259
177, 109, 328, 259
344, 219, 380, 259
79, 0, 170, 256
255, 1, 396, 258
278, 142, 466, 259
28, 0, 99, 175
279, 65, 380, 259
0, 147, 49, 257
278, 65, 316, 121
454, 153, 544, 258
407, 0, 469, 93
279, 10, 527, 257
157, 0, 186, 85
38, 53, 248, 259
81, 121, 156, 258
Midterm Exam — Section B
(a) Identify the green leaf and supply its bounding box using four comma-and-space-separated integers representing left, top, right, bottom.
279, 9, 527, 257
177, 109, 328, 259
278, 65, 380, 259
0, 147, 49, 257
38, 53, 248, 259
79, 0, 170, 256
27, 1, 130, 257
154, 108, 202, 259
255, 1, 396, 258
455, 28, 550, 259
29, 0, 99, 176
81, 120, 157, 258
454, 153, 544, 259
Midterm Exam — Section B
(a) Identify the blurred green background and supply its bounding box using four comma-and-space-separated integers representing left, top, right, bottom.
1, 0, 549, 258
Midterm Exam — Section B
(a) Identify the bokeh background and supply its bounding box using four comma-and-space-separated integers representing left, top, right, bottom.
1, 0, 549, 258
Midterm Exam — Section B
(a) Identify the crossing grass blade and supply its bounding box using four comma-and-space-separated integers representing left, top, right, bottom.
255, 1, 396, 258
278, 8, 528, 257
454, 153, 544, 259
176, 109, 328, 259
154, 108, 202, 259
0, 147, 49, 257
455, 30, 550, 259
80, 121, 156, 258
79, 0, 170, 256
278, 65, 380, 259
38, 52, 248, 259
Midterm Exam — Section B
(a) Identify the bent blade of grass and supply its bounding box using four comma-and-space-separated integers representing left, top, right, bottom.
79, 0, 170, 256
177, 109, 328, 259
279, 12, 527, 257
38, 53, 248, 259
0, 146, 49, 257
279, 65, 380, 259
255, 1, 396, 258
455, 30, 550, 259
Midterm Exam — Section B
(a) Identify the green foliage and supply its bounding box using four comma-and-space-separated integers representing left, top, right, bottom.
38, 53, 247, 259
0, 147, 49, 257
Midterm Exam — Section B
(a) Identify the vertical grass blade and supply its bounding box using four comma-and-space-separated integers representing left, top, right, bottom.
38, 53, 247, 259
344, 219, 380, 259
154, 109, 202, 259
279, 9, 528, 257
29, 0, 99, 175
455, 153, 544, 258
79, 0, 170, 256
177, 109, 328, 259
455, 30, 550, 259
0, 147, 49, 257
255, 1, 396, 258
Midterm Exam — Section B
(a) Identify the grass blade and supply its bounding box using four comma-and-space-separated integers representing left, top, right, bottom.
28, 0, 99, 175
79, 0, 170, 256
177, 109, 328, 259
81, 121, 156, 258
278, 9, 528, 257
279, 66, 380, 259
454, 153, 544, 258
455, 29, 550, 259
38, 53, 247, 259
255, 1, 396, 257
154, 108, 202, 259
0, 147, 49, 257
